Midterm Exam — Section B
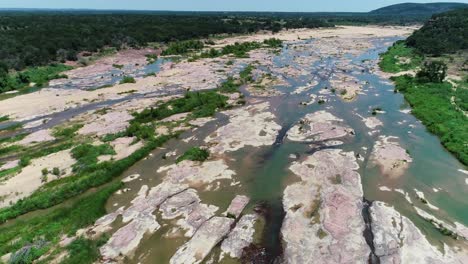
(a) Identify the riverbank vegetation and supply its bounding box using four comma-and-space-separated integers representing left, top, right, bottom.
0, 84, 245, 262
379, 41, 423, 73
0, 63, 72, 93
392, 75, 467, 165
379, 7, 468, 165
0, 182, 121, 264
0, 89, 235, 224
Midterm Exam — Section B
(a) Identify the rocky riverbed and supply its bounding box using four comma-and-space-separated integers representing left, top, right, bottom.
1, 25, 467, 264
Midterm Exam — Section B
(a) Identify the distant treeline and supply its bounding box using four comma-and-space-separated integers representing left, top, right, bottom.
0, 13, 330, 71
406, 8, 468, 55
0, 10, 447, 72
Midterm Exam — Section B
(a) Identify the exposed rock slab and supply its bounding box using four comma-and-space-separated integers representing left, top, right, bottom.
225, 195, 250, 218
370, 136, 412, 178
221, 214, 258, 259
170, 216, 234, 264
282, 149, 370, 263
205, 102, 281, 154
157, 160, 235, 186
18, 129, 55, 145
370, 201, 466, 264
159, 188, 219, 237
287, 111, 354, 142
100, 212, 160, 261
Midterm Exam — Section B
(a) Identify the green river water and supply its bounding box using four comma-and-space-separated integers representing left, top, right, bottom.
98, 35, 468, 263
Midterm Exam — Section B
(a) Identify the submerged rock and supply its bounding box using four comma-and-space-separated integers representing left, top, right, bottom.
286, 111, 354, 142
170, 216, 234, 264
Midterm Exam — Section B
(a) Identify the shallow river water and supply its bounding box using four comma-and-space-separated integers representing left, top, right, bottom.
92, 35, 468, 263
17, 34, 460, 263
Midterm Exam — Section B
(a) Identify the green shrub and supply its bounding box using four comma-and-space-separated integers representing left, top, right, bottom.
416, 61, 447, 83
71, 144, 115, 173
53, 124, 83, 138
176, 147, 209, 163
162, 40, 204, 56
134, 91, 228, 123
218, 77, 240, 93
52, 167, 60, 176
62, 236, 109, 264
119, 76, 136, 84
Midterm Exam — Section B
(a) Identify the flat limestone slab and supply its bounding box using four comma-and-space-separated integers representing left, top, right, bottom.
225, 195, 250, 218
170, 216, 234, 264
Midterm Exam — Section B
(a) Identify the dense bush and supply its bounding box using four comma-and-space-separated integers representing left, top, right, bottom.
134, 91, 228, 123
176, 147, 209, 163
162, 40, 204, 55
393, 75, 468, 165
416, 61, 447, 83
71, 143, 115, 173
119, 76, 136, 84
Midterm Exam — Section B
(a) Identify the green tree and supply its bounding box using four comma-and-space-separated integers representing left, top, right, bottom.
416, 61, 447, 83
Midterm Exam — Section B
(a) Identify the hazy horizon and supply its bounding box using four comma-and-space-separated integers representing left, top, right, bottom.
0, 0, 467, 12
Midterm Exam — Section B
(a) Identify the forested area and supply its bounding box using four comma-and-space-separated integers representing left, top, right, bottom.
406, 8, 468, 55
0, 10, 447, 72
0, 12, 330, 71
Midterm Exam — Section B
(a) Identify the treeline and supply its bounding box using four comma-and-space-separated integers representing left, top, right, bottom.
406, 8, 468, 55
0, 13, 330, 71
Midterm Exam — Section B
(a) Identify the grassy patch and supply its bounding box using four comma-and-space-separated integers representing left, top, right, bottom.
379, 41, 423, 73
0, 145, 23, 156
1, 64, 72, 94
0, 182, 121, 262
52, 124, 83, 139
119, 76, 136, 84
176, 147, 209, 163
62, 235, 109, 264
71, 143, 115, 173
218, 77, 241, 93
0, 166, 21, 180
134, 91, 228, 123
0, 134, 173, 223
